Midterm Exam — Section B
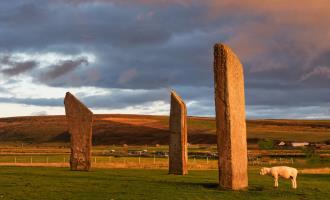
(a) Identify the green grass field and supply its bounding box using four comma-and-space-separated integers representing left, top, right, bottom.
0, 167, 329, 200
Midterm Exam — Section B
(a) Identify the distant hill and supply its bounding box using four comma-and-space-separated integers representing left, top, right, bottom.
0, 114, 329, 145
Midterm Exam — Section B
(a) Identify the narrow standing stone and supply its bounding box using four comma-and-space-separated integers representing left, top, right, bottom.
169, 90, 188, 175
64, 92, 93, 171
213, 43, 248, 190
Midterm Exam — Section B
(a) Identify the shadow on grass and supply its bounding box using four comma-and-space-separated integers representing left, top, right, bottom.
201, 183, 218, 189
248, 186, 264, 191
202, 184, 265, 192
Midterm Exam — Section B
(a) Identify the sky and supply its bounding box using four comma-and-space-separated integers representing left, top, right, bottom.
0, 0, 329, 119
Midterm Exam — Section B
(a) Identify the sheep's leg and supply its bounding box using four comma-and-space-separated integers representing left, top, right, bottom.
289, 176, 297, 189
274, 176, 279, 188
290, 178, 295, 189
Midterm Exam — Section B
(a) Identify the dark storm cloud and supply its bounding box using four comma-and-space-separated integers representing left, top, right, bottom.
0, 55, 38, 75
246, 88, 330, 107
0, 0, 330, 118
1, 61, 37, 76
39, 57, 88, 81
0, 55, 11, 64
0, 0, 176, 49
1, 0, 222, 90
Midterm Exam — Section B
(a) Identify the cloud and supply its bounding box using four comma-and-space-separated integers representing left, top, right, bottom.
0, 55, 38, 76
0, 0, 330, 118
1, 61, 37, 76
247, 105, 330, 119
30, 110, 47, 116
246, 88, 330, 107
39, 57, 88, 81
54, 0, 197, 7
117, 68, 138, 85
0, 96, 63, 107
0, 55, 11, 64
301, 66, 330, 81
81, 88, 169, 109
0, 88, 169, 109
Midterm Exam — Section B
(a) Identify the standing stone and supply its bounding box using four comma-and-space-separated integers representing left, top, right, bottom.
169, 90, 188, 175
64, 92, 93, 171
213, 44, 248, 190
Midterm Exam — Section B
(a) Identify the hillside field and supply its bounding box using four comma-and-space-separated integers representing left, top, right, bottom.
0, 114, 329, 145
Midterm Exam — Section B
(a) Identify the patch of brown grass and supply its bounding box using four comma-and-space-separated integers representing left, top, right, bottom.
0, 114, 329, 145
300, 168, 330, 174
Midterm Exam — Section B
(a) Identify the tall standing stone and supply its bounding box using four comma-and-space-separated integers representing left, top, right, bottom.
169, 90, 188, 175
64, 92, 93, 171
213, 44, 248, 190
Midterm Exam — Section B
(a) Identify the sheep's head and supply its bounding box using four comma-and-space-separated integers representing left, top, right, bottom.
260, 167, 269, 175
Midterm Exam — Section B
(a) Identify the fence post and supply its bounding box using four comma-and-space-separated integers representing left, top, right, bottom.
291, 158, 294, 164
64, 157, 66, 163
139, 156, 141, 165
206, 157, 209, 164
14, 157, 17, 164
46, 157, 49, 164
153, 155, 156, 164
94, 157, 97, 163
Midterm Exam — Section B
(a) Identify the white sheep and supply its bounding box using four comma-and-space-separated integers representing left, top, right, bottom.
260, 166, 298, 189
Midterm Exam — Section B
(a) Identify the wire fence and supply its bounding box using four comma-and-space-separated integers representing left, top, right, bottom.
0, 155, 297, 169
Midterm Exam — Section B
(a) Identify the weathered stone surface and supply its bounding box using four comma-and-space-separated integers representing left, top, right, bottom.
213, 43, 248, 190
64, 92, 93, 171
169, 90, 188, 175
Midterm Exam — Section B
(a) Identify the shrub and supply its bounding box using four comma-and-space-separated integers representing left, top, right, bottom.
258, 139, 274, 150
303, 146, 321, 164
